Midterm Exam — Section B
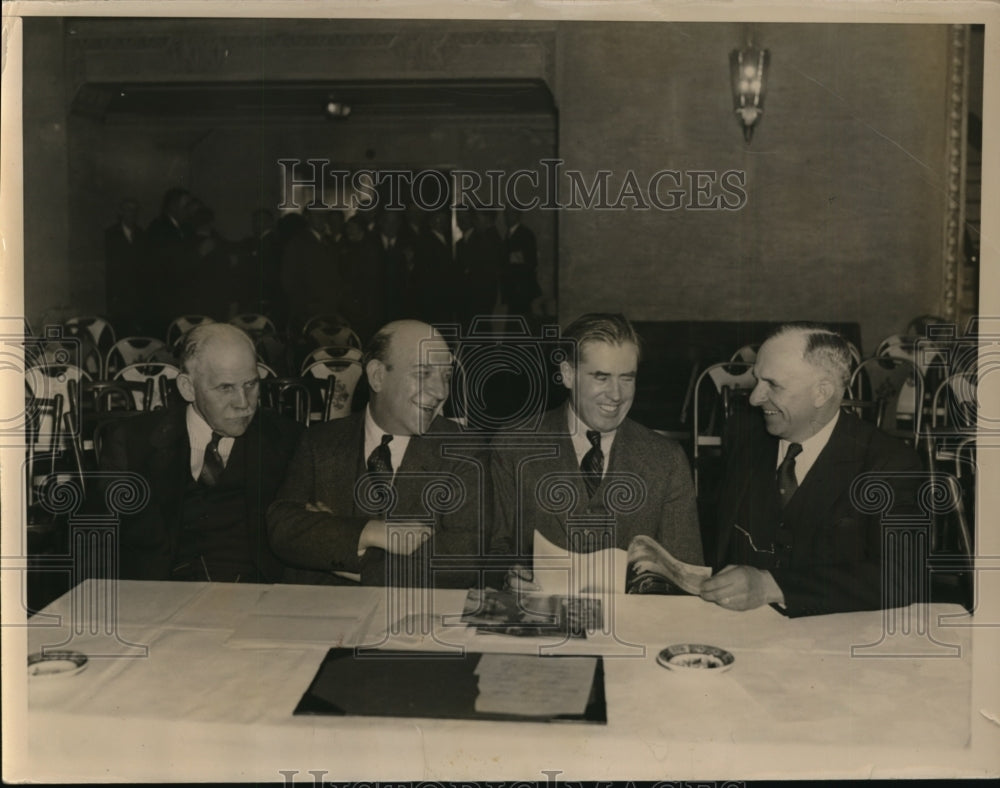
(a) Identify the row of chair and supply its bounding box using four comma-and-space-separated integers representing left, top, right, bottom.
44, 313, 363, 380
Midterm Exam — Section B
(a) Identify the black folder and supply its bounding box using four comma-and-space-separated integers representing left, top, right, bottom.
294, 648, 607, 724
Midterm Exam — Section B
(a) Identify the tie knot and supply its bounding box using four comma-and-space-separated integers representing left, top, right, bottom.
380, 434, 393, 447
785, 442, 803, 461
586, 430, 602, 449
209, 431, 224, 448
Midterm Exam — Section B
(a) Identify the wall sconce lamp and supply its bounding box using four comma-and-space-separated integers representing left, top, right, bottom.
729, 41, 770, 143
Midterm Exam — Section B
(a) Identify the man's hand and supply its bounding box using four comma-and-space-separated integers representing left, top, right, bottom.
503, 563, 540, 593
359, 520, 433, 556
699, 565, 784, 611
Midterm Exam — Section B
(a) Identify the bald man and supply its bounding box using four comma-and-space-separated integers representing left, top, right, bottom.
701, 324, 922, 617
99, 323, 302, 582
268, 320, 486, 588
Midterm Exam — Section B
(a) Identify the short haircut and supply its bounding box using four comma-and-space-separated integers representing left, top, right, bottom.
178, 323, 256, 375
769, 322, 852, 390
562, 313, 642, 364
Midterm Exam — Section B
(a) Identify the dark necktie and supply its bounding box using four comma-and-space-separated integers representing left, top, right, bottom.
199, 431, 225, 487
581, 430, 604, 498
367, 434, 393, 474
776, 442, 803, 508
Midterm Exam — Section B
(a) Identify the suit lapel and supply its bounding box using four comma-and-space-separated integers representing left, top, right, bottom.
782, 414, 859, 548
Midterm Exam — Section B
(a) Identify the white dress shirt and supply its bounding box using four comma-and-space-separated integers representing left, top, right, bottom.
363, 405, 411, 477
566, 405, 617, 477
776, 410, 840, 485
186, 405, 235, 481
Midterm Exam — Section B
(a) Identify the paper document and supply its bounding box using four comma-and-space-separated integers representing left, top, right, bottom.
626, 534, 712, 595
474, 653, 597, 716
532, 529, 628, 595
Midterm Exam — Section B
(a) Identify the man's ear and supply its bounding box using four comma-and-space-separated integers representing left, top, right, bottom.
813, 377, 836, 408
176, 373, 196, 403
366, 359, 385, 393
559, 360, 575, 392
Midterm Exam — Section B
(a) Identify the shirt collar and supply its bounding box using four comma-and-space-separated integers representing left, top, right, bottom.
778, 409, 840, 482
364, 405, 411, 475
566, 403, 617, 468
185, 404, 236, 479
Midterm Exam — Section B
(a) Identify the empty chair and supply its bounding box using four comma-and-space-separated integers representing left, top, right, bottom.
848, 356, 923, 446
64, 315, 117, 377
230, 313, 277, 337
729, 344, 759, 364
302, 358, 364, 422
167, 315, 215, 348
691, 361, 757, 493
106, 337, 174, 378
114, 362, 180, 411
24, 363, 91, 450
302, 315, 361, 350
261, 378, 312, 426
299, 345, 364, 375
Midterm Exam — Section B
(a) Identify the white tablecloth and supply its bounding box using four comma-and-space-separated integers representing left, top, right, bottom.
14, 579, 987, 780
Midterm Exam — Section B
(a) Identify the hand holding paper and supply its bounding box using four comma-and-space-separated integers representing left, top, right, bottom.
627, 534, 712, 595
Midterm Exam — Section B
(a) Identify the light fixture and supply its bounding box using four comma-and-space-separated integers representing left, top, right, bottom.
729, 40, 769, 143
325, 98, 352, 119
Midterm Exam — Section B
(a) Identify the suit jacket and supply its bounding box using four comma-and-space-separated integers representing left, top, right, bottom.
489, 404, 704, 565
98, 406, 303, 581
502, 224, 541, 312
714, 410, 923, 617
104, 222, 148, 333
281, 228, 342, 333
267, 413, 488, 588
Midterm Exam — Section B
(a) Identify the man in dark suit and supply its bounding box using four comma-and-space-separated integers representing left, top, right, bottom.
280, 207, 343, 335
267, 320, 486, 588
104, 198, 147, 335
701, 324, 923, 617
489, 313, 704, 585
501, 207, 542, 320
99, 323, 302, 582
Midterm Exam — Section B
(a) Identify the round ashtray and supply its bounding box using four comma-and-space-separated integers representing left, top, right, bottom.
28, 650, 88, 678
657, 644, 734, 672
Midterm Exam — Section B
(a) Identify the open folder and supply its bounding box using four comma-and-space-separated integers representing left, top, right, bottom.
294, 649, 606, 724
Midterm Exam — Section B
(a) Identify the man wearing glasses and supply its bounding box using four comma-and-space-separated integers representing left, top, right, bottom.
703, 324, 922, 617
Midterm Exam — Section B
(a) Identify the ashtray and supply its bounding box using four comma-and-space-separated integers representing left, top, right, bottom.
657, 644, 734, 672
28, 650, 88, 678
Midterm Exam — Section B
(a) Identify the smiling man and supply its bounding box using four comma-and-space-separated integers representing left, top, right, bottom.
703, 323, 923, 617
99, 323, 302, 582
267, 320, 485, 587
488, 313, 703, 579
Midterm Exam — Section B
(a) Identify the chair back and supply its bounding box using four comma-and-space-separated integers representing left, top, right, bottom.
113, 362, 180, 411
230, 313, 277, 337
691, 361, 756, 493
300, 345, 364, 375
106, 337, 173, 378
729, 344, 759, 364
262, 378, 312, 426
257, 362, 277, 380
64, 315, 117, 375
303, 359, 364, 421
302, 315, 361, 349
930, 371, 977, 431
25, 364, 91, 447
167, 315, 215, 348
849, 356, 923, 444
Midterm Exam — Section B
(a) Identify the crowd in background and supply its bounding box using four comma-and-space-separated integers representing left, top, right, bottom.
105, 186, 544, 366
